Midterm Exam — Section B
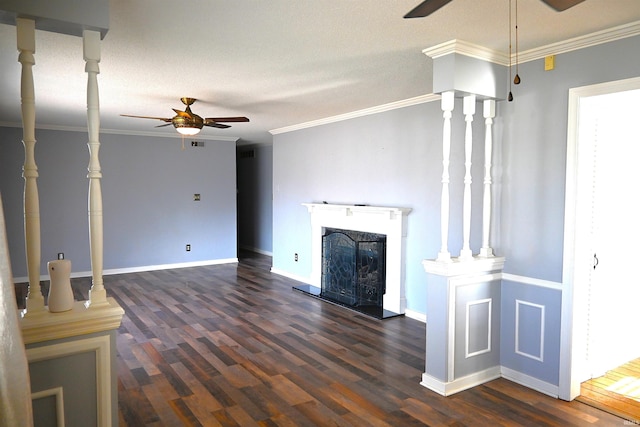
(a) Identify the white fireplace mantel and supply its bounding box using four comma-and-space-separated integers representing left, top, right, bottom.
303, 203, 412, 315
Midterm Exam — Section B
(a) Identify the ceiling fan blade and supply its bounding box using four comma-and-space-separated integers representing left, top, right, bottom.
204, 117, 250, 123
204, 122, 231, 129
120, 114, 172, 122
540, 0, 586, 11
172, 109, 193, 118
404, 0, 453, 18
155, 123, 173, 128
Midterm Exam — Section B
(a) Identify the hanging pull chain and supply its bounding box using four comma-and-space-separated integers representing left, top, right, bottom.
593, 253, 599, 270
514, 0, 521, 85
508, 0, 513, 101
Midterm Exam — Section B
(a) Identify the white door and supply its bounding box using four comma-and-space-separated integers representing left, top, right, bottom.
584, 89, 640, 378
561, 78, 640, 400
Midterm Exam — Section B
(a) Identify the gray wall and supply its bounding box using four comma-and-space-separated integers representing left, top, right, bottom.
0, 127, 238, 278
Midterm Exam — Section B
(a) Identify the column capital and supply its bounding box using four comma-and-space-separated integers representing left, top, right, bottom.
483, 99, 496, 119
463, 94, 476, 116
16, 18, 35, 53
441, 91, 455, 111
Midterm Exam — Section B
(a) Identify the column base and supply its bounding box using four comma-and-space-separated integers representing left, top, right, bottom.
421, 367, 501, 396
479, 247, 494, 258
86, 288, 109, 308
436, 251, 452, 263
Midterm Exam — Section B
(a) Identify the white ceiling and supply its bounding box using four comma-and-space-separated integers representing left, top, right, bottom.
1, 0, 640, 145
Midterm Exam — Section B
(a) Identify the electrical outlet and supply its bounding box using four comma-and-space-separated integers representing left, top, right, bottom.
57, 252, 64, 260
294, 253, 298, 262
186, 244, 191, 252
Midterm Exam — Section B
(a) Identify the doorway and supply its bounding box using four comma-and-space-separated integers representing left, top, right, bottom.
560, 77, 640, 403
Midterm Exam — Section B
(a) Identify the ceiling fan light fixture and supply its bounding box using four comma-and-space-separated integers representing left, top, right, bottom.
175, 125, 202, 136
173, 113, 204, 136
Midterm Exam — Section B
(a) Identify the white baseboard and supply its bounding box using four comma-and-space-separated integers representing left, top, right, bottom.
501, 366, 559, 398
421, 366, 559, 398
421, 366, 501, 396
404, 308, 426, 323
269, 268, 311, 285
13, 258, 239, 284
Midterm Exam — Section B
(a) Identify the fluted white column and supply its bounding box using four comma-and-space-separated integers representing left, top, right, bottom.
459, 95, 476, 260
18, 18, 45, 315
84, 30, 107, 307
437, 91, 455, 262
480, 100, 496, 258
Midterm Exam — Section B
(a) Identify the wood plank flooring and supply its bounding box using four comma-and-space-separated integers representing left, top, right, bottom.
578, 358, 640, 423
61, 251, 627, 426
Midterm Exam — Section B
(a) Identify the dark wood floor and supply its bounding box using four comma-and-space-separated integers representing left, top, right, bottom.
64, 251, 625, 426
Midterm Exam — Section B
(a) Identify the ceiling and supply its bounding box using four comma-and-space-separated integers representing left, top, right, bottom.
1, 0, 640, 145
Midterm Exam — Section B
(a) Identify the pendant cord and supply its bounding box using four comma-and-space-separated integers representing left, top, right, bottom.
515, 0, 520, 81
508, 0, 513, 101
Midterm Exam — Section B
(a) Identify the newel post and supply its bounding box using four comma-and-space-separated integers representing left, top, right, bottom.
437, 91, 455, 262
84, 30, 107, 307
459, 95, 476, 260
480, 100, 496, 257
18, 18, 45, 315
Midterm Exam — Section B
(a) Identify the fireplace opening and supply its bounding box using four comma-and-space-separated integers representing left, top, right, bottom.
321, 228, 386, 310
293, 226, 401, 319
294, 203, 410, 318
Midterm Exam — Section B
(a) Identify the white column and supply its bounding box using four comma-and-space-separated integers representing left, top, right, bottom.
18, 18, 45, 315
84, 30, 107, 307
459, 95, 476, 261
437, 91, 455, 262
480, 100, 496, 258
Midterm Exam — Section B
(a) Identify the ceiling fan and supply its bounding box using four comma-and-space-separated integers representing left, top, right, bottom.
121, 97, 249, 136
404, 0, 585, 18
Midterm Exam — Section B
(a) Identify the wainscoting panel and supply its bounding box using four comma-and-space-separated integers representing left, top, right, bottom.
454, 277, 501, 380
515, 299, 545, 362
501, 279, 562, 389
31, 387, 65, 427
466, 298, 492, 358
26, 333, 114, 427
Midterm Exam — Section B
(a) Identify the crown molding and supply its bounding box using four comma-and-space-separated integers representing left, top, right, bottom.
422, 39, 509, 65
517, 20, 640, 64
270, 93, 440, 135
423, 20, 640, 66
0, 121, 239, 142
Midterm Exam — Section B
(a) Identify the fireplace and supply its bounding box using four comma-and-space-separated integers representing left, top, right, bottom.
321, 228, 386, 314
294, 203, 411, 319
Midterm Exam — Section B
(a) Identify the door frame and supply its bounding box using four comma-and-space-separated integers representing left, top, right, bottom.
559, 76, 640, 400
